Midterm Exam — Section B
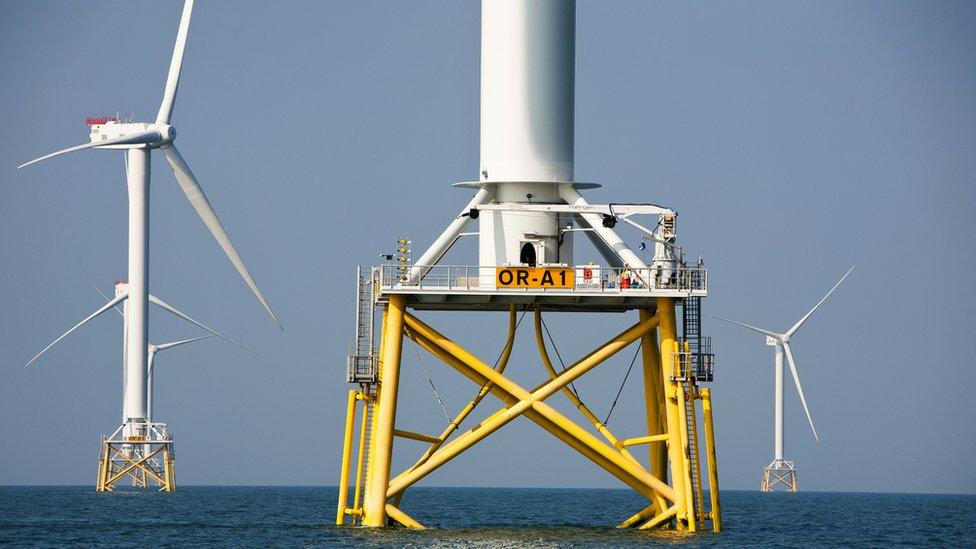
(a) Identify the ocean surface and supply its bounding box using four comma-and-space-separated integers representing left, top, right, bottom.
1, 486, 974, 547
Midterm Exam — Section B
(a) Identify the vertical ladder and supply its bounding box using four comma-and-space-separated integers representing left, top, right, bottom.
348, 267, 378, 383
356, 389, 375, 518
680, 297, 707, 525
683, 382, 706, 524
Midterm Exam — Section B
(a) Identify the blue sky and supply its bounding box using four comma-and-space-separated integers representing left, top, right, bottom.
1, 1, 974, 494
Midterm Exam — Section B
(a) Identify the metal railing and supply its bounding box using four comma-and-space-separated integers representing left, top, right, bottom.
104, 421, 172, 443
347, 353, 378, 383
670, 349, 715, 382
375, 264, 708, 294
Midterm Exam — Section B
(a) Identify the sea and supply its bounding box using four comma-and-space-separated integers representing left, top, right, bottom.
1, 486, 973, 547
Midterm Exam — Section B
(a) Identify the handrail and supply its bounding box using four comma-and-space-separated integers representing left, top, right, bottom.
374, 264, 708, 295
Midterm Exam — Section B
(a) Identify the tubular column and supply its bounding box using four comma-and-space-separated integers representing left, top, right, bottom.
363, 295, 406, 527
123, 148, 150, 436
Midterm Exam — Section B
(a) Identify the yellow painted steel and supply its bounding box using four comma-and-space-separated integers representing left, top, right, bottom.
96, 442, 108, 491
617, 434, 670, 448
104, 446, 166, 487
618, 502, 657, 528
163, 446, 175, 492
392, 313, 674, 503
363, 295, 406, 527
385, 504, 425, 529
701, 388, 722, 532
639, 309, 668, 482
407, 305, 518, 474
686, 380, 706, 528
534, 306, 643, 468
336, 389, 358, 525
675, 378, 697, 532
657, 297, 689, 530
342, 295, 723, 532
393, 429, 442, 444
639, 504, 680, 530
361, 310, 388, 523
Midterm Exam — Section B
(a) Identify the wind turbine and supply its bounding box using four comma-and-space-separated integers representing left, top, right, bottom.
708, 265, 854, 492
87, 282, 236, 425
147, 335, 215, 424
25, 280, 246, 490
18, 0, 278, 490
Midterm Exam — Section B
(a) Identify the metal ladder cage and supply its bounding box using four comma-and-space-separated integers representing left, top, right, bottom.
347, 267, 379, 383
680, 296, 715, 382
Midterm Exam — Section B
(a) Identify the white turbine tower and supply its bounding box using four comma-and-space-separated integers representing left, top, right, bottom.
18, 0, 279, 490
86, 282, 240, 425
708, 266, 853, 492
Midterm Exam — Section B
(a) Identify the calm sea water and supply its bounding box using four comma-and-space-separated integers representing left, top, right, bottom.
1, 486, 973, 547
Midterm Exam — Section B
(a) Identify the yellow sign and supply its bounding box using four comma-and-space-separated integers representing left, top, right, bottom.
496, 267, 574, 289
127, 436, 147, 442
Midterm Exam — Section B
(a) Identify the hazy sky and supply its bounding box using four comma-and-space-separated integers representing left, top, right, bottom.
1, 1, 974, 495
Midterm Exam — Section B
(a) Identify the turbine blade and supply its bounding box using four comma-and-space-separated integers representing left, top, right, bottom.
90, 283, 123, 318
704, 314, 781, 339
156, 0, 195, 124
18, 131, 161, 170
786, 265, 855, 337
161, 144, 283, 330
783, 342, 819, 442
148, 294, 254, 353
25, 293, 129, 367
154, 333, 216, 351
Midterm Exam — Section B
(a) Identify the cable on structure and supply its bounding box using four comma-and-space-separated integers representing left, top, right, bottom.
408, 334, 451, 421
602, 340, 643, 426
539, 315, 581, 400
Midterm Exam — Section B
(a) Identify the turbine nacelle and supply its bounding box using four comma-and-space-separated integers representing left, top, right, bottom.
89, 121, 175, 148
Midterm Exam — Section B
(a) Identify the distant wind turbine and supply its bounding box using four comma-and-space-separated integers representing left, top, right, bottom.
708, 265, 854, 492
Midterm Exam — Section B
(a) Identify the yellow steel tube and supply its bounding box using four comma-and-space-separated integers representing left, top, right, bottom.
702, 388, 722, 532
168, 447, 177, 491
618, 434, 670, 448
336, 389, 358, 525
363, 296, 406, 527
638, 504, 680, 530
392, 314, 674, 502
618, 502, 657, 528
162, 446, 174, 492
534, 306, 643, 467
657, 297, 689, 529
394, 429, 442, 444
385, 504, 425, 529
639, 309, 667, 480
96, 442, 108, 492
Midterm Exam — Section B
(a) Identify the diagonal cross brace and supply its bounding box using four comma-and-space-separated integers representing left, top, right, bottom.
390, 312, 674, 503
106, 445, 166, 487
